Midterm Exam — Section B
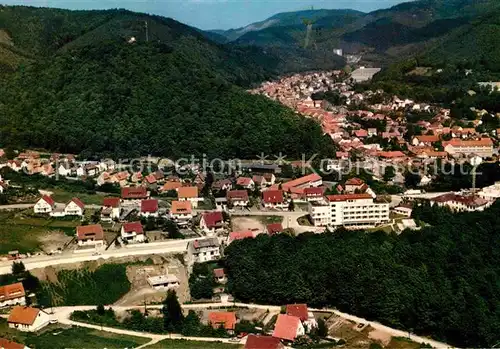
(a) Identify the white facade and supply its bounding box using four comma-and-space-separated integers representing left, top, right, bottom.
147, 275, 179, 290
58, 164, 71, 177
189, 239, 221, 263
0, 295, 25, 308
179, 197, 203, 209
101, 207, 120, 222
64, 201, 84, 216
33, 198, 53, 214
8, 309, 51, 332
309, 195, 390, 228
444, 143, 493, 158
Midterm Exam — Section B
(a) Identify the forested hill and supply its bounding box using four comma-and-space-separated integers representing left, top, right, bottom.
0, 6, 334, 158
225, 202, 500, 347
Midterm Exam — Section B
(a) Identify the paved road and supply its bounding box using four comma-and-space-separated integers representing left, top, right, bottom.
0, 203, 34, 210
50, 302, 453, 349
0, 238, 197, 275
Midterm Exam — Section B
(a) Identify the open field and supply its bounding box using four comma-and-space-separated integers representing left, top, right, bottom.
145, 339, 242, 349
24, 326, 149, 349
231, 216, 266, 232
50, 188, 112, 206
0, 210, 78, 254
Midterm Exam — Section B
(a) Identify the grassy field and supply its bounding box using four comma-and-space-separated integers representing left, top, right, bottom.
24, 326, 149, 349
145, 339, 242, 349
50, 188, 111, 205
0, 210, 79, 254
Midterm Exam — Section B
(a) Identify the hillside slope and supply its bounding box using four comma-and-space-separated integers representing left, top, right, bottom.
0, 7, 334, 158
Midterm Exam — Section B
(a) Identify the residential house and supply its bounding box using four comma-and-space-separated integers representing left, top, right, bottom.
199, 211, 224, 233
236, 177, 254, 190
0, 283, 25, 308
144, 174, 157, 188
121, 187, 149, 201
367, 128, 378, 137
7, 160, 21, 172
33, 195, 55, 214
121, 221, 145, 243
7, 306, 50, 332
101, 197, 121, 222
212, 179, 232, 192
262, 190, 287, 209
286, 304, 317, 331
272, 314, 305, 342
226, 190, 249, 207
252, 175, 266, 187
177, 186, 202, 208
147, 275, 179, 290
57, 163, 72, 177
160, 180, 183, 194
170, 201, 193, 224
84, 164, 99, 177
64, 197, 85, 216
0, 338, 28, 349
245, 335, 285, 349
131, 172, 143, 183
265, 223, 283, 235
189, 238, 220, 263
412, 135, 439, 147
76, 224, 105, 248
213, 268, 227, 283
262, 173, 276, 186
140, 199, 159, 217
208, 312, 237, 334
353, 129, 368, 138
227, 230, 255, 245
344, 178, 366, 193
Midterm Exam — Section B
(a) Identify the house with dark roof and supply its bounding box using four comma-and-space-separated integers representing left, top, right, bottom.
226, 190, 249, 207
199, 211, 225, 233
7, 306, 50, 332
121, 221, 145, 243
189, 238, 220, 263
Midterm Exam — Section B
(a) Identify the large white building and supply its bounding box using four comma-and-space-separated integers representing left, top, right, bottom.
430, 193, 493, 212
442, 138, 493, 158
188, 238, 221, 263
308, 194, 390, 228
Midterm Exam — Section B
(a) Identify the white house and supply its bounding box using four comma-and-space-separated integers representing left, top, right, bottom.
33, 195, 55, 214
76, 224, 105, 248
273, 314, 305, 342
0, 283, 26, 308
170, 200, 193, 225
140, 199, 159, 218
147, 275, 179, 290
8, 306, 51, 332
121, 221, 145, 243
177, 186, 202, 208
57, 163, 72, 177
64, 197, 85, 216
188, 238, 221, 263
101, 197, 121, 222
199, 211, 225, 234
226, 190, 249, 207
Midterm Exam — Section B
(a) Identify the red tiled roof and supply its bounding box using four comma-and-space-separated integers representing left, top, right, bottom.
121, 187, 148, 199
145, 173, 157, 184
208, 312, 237, 330
282, 174, 322, 191
227, 190, 249, 202
266, 223, 283, 235
262, 190, 284, 204
237, 177, 253, 186
378, 151, 406, 158
0, 283, 25, 302
201, 211, 224, 228
123, 221, 144, 234
354, 129, 368, 137
161, 181, 183, 192
286, 304, 309, 322
141, 199, 158, 213
245, 335, 283, 349
326, 193, 372, 202
304, 187, 324, 196
345, 177, 365, 186
8, 306, 40, 325
171, 200, 192, 214
443, 138, 493, 147
273, 314, 301, 341
178, 186, 198, 199
229, 230, 255, 243
39, 195, 55, 207
415, 135, 439, 143
213, 268, 225, 278
76, 224, 104, 241
69, 197, 85, 209
0, 338, 25, 349
103, 197, 120, 207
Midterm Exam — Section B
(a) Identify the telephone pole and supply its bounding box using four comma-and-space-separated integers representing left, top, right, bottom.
145, 21, 149, 42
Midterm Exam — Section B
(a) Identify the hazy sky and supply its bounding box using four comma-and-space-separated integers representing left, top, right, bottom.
1, 0, 409, 30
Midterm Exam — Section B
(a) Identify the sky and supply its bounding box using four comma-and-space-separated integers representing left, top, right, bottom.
0, 0, 409, 30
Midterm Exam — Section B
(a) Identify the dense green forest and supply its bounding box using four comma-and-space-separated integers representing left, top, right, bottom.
0, 7, 335, 159
225, 203, 500, 347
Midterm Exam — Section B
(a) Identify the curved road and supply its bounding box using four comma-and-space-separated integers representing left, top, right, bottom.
50, 302, 453, 349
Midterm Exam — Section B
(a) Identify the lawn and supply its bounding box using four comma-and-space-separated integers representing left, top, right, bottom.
24, 326, 149, 349
145, 339, 242, 349
0, 210, 80, 254
50, 188, 111, 205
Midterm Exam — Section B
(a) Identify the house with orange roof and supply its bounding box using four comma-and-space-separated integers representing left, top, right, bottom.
442, 138, 493, 157
286, 304, 317, 330
208, 312, 237, 333
177, 186, 202, 208
160, 180, 183, 193
227, 230, 255, 245
0, 283, 25, 308
170, 200, 193, 224
7, 306, 50, 332
0, 338, 28, 349
272, 314, 305, 342
64, 197, 85, 216
33, 195, 55, 214
236, 177, 255, 190
282, 173, 322, 192
76, 224, 105, 248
